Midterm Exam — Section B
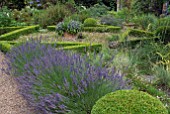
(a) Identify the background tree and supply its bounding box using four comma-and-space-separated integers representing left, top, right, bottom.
131, 0, 164, 16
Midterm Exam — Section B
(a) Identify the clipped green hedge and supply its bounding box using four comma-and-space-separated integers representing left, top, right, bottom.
0, 25, 39, 41
0, 41, 12, 53
0, 41, 102, 53
91, 90, 168, 114
43, 42, 96, 48
57, 43, 102, 52
120, 37, 159, 47
47, 25, 121, 33
83, 26, 121, 33
129, 29, 154, 37
47, 26, 56, 31
0, 26, 24, 35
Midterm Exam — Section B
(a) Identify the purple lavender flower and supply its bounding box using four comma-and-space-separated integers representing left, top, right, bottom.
29, 1, 34, 4
37, 3, 41, 7
4, 40, 131, 114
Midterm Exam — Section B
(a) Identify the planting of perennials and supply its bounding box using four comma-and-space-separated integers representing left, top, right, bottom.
3, 40, 130, 114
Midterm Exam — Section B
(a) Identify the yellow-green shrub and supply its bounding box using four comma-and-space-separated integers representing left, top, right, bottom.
91, 90, 168, 114
84, 18, 98, 27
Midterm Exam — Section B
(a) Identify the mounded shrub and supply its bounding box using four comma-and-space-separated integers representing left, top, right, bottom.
84, 18, 98, 27
91, 90, 168, 114
155, 26, 170, 44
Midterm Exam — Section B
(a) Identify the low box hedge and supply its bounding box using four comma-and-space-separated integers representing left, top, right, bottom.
47, 25, 121, 33
58, 43, 102, 52
120, 37, 159, 47
128, 29, 154, 37
0, 25, 39, 41
43, 42, 95, 48
83, 26, 121, 33
0, 41, 102, 53
0, 26, 25, 35
47, 26, 56, 31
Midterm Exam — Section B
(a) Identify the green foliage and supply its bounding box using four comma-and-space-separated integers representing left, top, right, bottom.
84, 18, 98, 27
68, 11, 91, 23
130, 77, 165, 97
107, 35, 119, 42
155, 26, 170, 44
56, 20, 82, 35
0, 26, 39, 41
0, 41, 11, 53
152, 46, 170, 87
108, 8, 131, 22
67, 20, 82, 35
100, 15, 123, 27
158, 17, 170, 26
127, 42, 164, 74
130, 0, 163, 15
132, 14, 158, 30
65, 3, 109, 23
87, 4, 110, 17
128, 29, 154, 37
35, 4, 73, 28
128, 76, 170, 112
149, 16, 170, 32
83, 26, 121, 32
12, 6, 40, 25
0, 6, 13, 27
91, 90, 168, 114
153, 65, 170, 87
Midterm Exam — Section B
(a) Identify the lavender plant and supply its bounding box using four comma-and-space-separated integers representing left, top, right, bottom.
4, 39, 52, 76
4, 40, 130, 114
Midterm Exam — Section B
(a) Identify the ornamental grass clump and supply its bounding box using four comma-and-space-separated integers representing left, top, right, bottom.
4, 40, 130, 114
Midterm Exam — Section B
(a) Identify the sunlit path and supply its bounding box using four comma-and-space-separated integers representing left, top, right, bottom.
0, 52, 34, 114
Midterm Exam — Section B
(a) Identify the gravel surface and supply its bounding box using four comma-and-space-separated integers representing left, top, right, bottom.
0, 52, 34, 114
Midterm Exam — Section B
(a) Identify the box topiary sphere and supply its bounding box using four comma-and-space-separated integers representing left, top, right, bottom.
91, 90, 168, 114
83, 18, 97, 27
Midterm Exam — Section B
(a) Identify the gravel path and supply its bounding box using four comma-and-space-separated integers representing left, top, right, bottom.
0, 52, 34, 114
